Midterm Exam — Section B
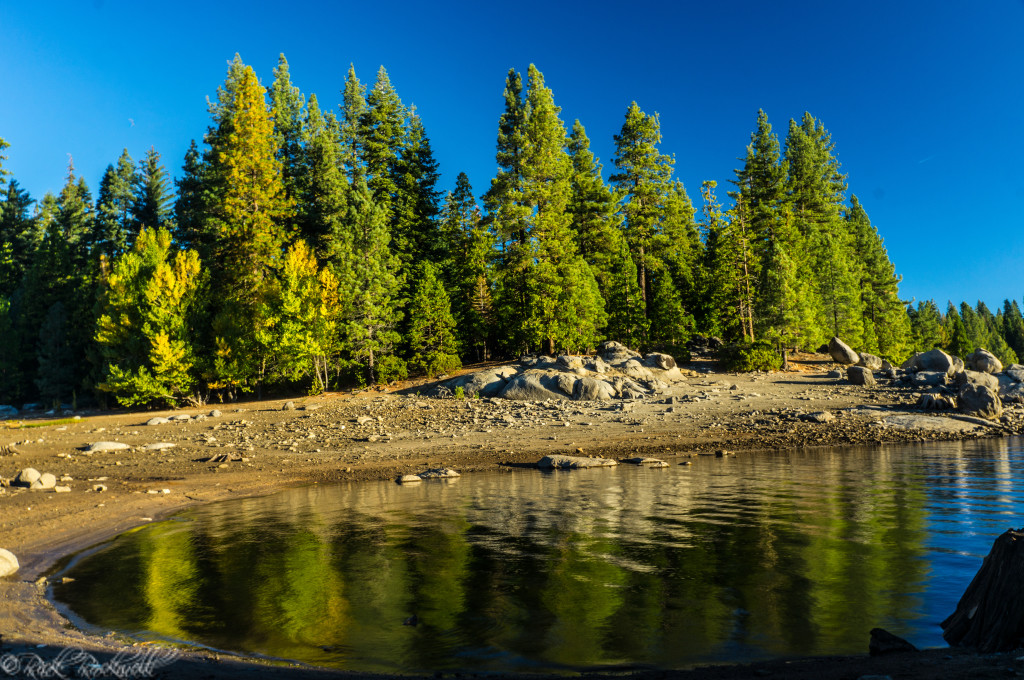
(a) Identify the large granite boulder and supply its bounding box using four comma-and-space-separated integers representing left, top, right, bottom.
572, 377, 616, 401
847, 366, 876, 386
446, 366, 517, 398
1004, 368, 1024, 383
857, 353, 883, 371
599, 340, 641, 364
499, 372, 569, 401
966, 348, 1003, 374
622, 359, 655, 382
644, 352, 677, 370
958, 383, 1003, 420
912, 371, 949, 388
914, 348, 956, 375
1000, 382, 1024, 404
829, 337, 859, 365
953, 370, 1000, 392
556, 355, 584, 371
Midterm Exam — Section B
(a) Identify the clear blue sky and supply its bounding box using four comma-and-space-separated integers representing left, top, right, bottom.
2, 1, 1022, 311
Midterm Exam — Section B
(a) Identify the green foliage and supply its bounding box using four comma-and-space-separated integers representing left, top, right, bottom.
719, 341, 784, 372
453, 385, 465, 400
407, 262, 460, 379
375, 355, 408, 384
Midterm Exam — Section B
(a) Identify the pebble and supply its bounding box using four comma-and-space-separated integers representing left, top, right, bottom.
209, 409, 222, 418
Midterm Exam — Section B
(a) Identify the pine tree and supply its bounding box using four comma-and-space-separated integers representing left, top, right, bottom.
203, 60, 293, 391
344, 178, 403, 384
361, 66, 406, 207
0, 179, 39, 296
338, 64, 367, 183
132, 147, 174, 234
567, 119, 621, 276
391, 108, 441, 268
943, 303, 970, 359
173, 140, 207, 254
268, 54, 306, 205
758, 206, 818, 351
35, 301, 74, 404
909, 300, 944, 351
1002, 300, 1024, 361
299, 94, 351, 268
407, 261, 461, 378
94, 149, 137, 258
603, 233, 648, 347
611, 102, 674, 310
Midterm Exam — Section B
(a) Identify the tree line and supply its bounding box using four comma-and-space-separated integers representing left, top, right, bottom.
0, 54, 955, 408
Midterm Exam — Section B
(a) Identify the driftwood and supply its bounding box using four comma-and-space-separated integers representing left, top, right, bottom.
942, 528, 1024, 651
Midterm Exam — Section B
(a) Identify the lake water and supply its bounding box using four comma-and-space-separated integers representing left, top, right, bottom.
55, 438, 1024, 674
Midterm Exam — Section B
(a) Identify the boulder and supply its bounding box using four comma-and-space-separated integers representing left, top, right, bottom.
952, 355, 965, 373
555, 355, 584, 371
572, 377, 616, 401
857, 353, 883, 371
966, 348, 1003, 374
825, 369, 843, 379
499, 372, 568, 401
1004, 369, 1024, 383
145, 417, 171, 426
537, 454, 618, 469
554, 373, 578, 397
881, 359, 894, 372
911, 371, 948, 388
916, 348, 956, 375
585, 356, 611, 374
397, 468, 461, 483
0, 405, 18, 420
33, 472, 57, 490
0, 548, 18, 578
448, 366, 517, 398
958, 383, 1003, 420
901, 353, 921, 372
282, 401, 296, 411
14, 467, 41, 487
847, 366, 876, 386
1000, 382, 1024, 404
828, 337, 859, 365
883, 414, 983, 433
644, 352, 677, 370
599, 340, 641, 364
209, 409, 222, 418
801, 411, 835, 423
622, 359, 655, 382
953, 370, 999, 392
918, 392, 956, 410
144, 442, 176, 451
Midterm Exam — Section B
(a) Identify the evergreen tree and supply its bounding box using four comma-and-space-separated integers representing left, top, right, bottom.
943, 303, 970, 359
391, 108, 441, 268
603, 233, 647, 348
35, 301, 74, 404
268, 54, 306, 205
94, 149, 137, 257
132, 147, 174, 234
1002, 300, 1024, 361
361, 66, 406, 207
173, 140, 208, 254
959, 302, 987, 352
407, 261, 461, 378
909, 300, 944, 351
0, 179, 39, 296
567, 119, 621, 276
338, 64, 367, 183
299, 94, 351, 266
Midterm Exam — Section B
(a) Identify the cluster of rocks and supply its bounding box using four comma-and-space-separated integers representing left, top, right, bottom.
146, 409, 222, 426
397, 468, 461, 484
5, 467, 71, 492
828, 336, 1016, 420
436, 341, 690, 403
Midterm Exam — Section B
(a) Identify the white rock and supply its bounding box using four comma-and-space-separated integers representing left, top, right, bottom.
144, 442, 176, 451
0, 548, 19, 577
537, 455, 618, 469
87, 441, 130, 452
54, 486, 71, 493
146, 417, 171, 426
14, 467, 41, 486
623, 457, 669, 467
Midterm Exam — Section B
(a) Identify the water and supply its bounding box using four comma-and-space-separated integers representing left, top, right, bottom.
55, 437, 1024, 674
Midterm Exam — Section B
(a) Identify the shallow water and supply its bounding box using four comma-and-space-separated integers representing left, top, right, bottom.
56, 437, 1024, 674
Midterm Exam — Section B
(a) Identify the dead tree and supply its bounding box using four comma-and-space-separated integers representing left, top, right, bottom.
942, 528, 1024, 651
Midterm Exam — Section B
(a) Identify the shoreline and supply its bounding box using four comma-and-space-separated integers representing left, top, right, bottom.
2, 354, 1022, 679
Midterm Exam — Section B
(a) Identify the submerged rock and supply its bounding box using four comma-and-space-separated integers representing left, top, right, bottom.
537, 454, 617, 469
396, 468, 461, 484
622, 457, 669, 467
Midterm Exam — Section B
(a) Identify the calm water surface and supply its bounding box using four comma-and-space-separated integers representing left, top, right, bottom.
56, 437, 1024, 673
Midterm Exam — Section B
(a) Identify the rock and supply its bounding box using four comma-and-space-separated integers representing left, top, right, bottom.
145, 417, 171, 426
169, 414, 191, 421
585, 356, 611, 374
881, 359, 894, 372
918, 392, 956, 410
953, 370, 999, 392
828, 337, 859, 364
92, 484, 107, 492
0, 548, 19, 578
622, 457, 669, 467
572, 377, 616, 401
1005, 369, 1024, 383
537, 454, 618, 469
622, 359, 655, 382
958, 383, 1003, 420
554, 373, 578, 397
802, 411, 835, 423
825, 369, 843, 379
33, 473, 57, 490
209, 409, 222, 417
14, 467, 41, 487
952, 355, 964, 373
444, 365, 517, 398
0, 405, 18, 420
144, 442, 176, 451
282, 401, 296, 411
911, 371, 948, 388
966, 348, 1003, 374
599, 340, 642, 364
916, 348, 956, 375
356, 415, 374, 425
847, 366, 876, 386
397, 468, 460, 484
883, 414, 982, 433
54, 486, 71, 493
644, 352, 677, 370
299, 404, 321, 411
857, 353, 883, 371
499, 372, 568, 401
86, 441, 130, 452
1000, 382, 1024, 404
868, 628, 918, 656
555, 355, 584, 371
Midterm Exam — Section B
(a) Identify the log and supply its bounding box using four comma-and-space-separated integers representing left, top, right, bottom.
942, 528, 1024, 651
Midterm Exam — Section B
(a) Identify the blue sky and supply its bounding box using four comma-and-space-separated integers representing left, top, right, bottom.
1, 1, 1022, 311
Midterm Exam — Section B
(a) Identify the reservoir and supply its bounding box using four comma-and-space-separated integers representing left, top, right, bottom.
55, 437, 1024, 674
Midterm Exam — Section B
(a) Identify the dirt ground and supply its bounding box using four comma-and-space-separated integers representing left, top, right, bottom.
2, 352, 1023, 679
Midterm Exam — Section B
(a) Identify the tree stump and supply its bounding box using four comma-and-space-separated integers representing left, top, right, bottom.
942, 528, 1024, 651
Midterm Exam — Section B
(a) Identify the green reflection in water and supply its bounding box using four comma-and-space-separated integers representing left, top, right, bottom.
57, 445, 949, 674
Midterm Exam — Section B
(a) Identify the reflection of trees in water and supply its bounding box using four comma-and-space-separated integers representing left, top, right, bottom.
62, 438, 1018, 672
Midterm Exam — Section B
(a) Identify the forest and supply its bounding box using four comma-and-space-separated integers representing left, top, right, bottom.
0, 54, 1017, 408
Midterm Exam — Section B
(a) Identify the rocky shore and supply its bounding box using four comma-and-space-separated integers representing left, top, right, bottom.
1, 346, 1022, 680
